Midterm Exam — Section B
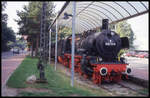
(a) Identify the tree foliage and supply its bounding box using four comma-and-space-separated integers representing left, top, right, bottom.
110, 21, 136, 49
2, 2, 8, 23
15, 2, 55, 56
58, 26, 72, 40
2, 2, 16, 51
16, 2, 55, 36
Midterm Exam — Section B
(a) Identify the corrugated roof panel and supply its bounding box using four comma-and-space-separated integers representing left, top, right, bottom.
50, 1, 149, 33
96, 2, 123, 19
102, 2, 130, 18
141, 1, 149, 9
128, 1, 147, 12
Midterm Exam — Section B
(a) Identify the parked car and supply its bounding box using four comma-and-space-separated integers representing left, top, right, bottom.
125, 52, 131, 57
126, 51, 137, 57
13, 48, 20, 54
135, 52, 148, 58
145, 53, 149, 58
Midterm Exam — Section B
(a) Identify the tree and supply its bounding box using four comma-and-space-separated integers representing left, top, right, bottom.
110, 21, 136, 49
58, 26, 72, 40
15, 2, 55, 57
2, 2, 16, 51
2, 2, 8, 24
14, 37, 27, 50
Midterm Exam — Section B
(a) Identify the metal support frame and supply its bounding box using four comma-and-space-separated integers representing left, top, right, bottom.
50, 1, 148, 35
55, 19, 58, 71
98, 2, 124, 18
47, 1, 149, 85
40, 2, 46, 62
65, 19, 89, 33
78, 22, 89, 31
60, 7, 104, 29
43, 4, 46, 61
71, 1, 76, 87
85, 6, 113, 21
63, 2, 94, 29
49, 2, 70, 29
78, 9, 104, 23
79, 13, 100, 26
79, 3, 118, 20
140, 1, 148, 10
49, 29, 51, 64
79, 21, 90, 30
114, 1, 131, 16
76, 19, 93, 31
126, 1, 139, 14
78, 16, 96, 28
36, 2, 47, 83
65, 17, 92, 31
110, 10, 148, 24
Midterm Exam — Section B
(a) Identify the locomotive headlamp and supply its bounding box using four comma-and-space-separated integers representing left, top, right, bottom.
125, 66, 131, 75
100, 67, 107, 76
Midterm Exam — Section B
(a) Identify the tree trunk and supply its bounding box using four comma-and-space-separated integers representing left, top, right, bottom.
31, 40, 34, 58
35, 34, 39, 57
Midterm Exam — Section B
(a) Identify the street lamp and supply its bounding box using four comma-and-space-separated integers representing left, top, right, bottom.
63, 12, 73, 19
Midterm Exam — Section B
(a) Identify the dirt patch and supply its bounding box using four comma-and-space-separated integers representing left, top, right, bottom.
69, 94, 80, 96
2, 86, 54, 96
17, 87, 53, 93
2, 86, 18, 96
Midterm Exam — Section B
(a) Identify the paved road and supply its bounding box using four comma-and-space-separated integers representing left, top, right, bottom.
125, 57, 149, 81
2, 51, 14, 59
2, 50, 28, 59
1, 51, 29, 96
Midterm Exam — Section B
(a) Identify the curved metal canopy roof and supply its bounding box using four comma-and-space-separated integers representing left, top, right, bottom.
50, 1, 149, 33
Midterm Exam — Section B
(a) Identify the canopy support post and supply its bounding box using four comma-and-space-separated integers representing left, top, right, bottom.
71, 1, 76, 87
55, 19, 58, 71
49, 29, 51, 64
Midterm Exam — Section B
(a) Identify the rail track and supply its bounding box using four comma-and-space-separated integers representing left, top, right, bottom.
100, 81, 148, 96
53, 61, 148, 96
75, 73, 148, 96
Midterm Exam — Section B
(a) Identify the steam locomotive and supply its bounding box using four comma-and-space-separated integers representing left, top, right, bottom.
52, 19, 131, 84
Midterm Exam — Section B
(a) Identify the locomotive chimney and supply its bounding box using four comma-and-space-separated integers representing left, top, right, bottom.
102, 19, 109, 30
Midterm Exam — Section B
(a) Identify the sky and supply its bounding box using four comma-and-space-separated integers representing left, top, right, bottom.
4, 2, 149, 50
5, 1, 65, 33
127, 13, 149, 51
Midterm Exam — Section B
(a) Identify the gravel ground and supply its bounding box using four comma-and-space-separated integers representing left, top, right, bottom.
51, 60, 148, 96
125, 56, 148, 80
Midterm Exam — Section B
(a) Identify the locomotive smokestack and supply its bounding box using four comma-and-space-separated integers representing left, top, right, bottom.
102, 19, 109, 30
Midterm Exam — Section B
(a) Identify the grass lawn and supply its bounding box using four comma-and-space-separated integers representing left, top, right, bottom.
7, 56, 110, 96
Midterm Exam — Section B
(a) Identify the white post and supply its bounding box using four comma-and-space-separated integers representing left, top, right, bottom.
71, 1, 76, 87
55, 19, 58, 71
49, 29, 51, 64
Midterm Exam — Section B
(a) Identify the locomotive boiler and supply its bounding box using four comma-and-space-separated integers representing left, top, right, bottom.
54, 19, 131, 84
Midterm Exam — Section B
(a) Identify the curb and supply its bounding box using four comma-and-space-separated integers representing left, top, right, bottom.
128, 75, 149, 88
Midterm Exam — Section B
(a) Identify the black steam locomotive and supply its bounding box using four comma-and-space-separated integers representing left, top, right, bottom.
52, 19, 131, 84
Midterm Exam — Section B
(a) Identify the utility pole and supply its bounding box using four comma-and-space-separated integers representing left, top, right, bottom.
36, 2, 47, 83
